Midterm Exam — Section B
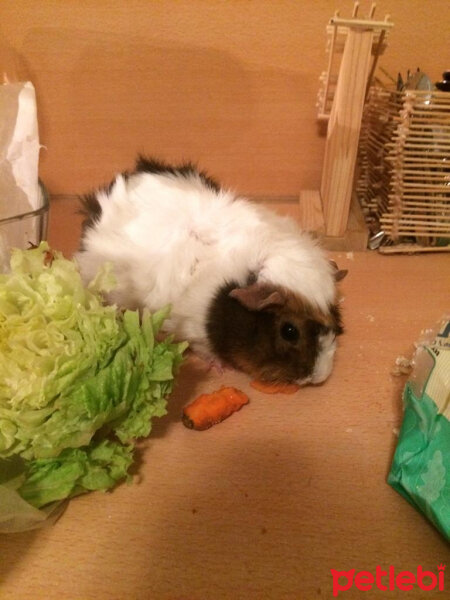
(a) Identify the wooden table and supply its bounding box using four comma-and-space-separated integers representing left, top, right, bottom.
1, 198, 449, 599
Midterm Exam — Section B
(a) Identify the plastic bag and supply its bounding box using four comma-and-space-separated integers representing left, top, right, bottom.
388, 316, 450, 541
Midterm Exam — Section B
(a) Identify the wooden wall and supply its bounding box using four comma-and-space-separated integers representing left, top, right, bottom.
2, 0, 448, 197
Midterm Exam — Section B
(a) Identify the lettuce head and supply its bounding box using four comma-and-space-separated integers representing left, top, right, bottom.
0, 243, 187, 530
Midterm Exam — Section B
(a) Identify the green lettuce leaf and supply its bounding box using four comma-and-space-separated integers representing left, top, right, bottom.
18, 440, 134, 508
0, 243, 187, 520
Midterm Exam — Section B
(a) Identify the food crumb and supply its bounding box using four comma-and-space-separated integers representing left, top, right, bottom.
391, 355, 413, 377
393, 428, 400, 436
367, 314, 375, 322
345, 251, 354, 260
420, 328, 434, 337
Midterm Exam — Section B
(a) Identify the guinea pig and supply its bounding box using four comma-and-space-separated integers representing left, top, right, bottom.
75, 156, 347, 385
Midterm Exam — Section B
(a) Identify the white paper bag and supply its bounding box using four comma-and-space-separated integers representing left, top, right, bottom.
0, 81, 45, 271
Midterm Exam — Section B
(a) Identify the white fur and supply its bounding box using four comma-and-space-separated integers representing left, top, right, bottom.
311, 332, 337, 384
76, 170, 337, 378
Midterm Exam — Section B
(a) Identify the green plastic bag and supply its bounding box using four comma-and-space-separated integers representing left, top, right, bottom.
388, 317, 450, 541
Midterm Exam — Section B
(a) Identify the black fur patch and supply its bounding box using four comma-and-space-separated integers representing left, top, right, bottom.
207, 279, 263, 363
78, 192, 102, 237
135, 155, 221, 193
78, 170, 132, 239
206, 279, 320, 383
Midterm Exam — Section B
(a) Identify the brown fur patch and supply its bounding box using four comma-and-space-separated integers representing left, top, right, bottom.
280, 288, 342, 333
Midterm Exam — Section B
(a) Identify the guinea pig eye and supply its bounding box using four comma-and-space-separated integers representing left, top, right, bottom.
280, 322, 299, 343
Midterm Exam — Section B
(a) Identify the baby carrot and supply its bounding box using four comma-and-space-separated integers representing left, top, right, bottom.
182, 386, 249, 430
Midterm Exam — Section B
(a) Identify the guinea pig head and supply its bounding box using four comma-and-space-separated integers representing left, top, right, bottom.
206, 280, 343, 384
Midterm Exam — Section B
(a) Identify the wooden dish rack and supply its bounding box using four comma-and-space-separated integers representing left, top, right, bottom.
356, 85, 450, 253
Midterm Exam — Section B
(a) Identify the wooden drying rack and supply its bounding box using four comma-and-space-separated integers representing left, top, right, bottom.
357, 85, 450, 253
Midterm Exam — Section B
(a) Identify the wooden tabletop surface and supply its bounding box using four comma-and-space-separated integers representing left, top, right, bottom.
1, 197, 449, 599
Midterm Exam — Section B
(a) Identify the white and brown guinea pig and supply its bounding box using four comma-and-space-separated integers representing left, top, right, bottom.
76, 156, 347, 385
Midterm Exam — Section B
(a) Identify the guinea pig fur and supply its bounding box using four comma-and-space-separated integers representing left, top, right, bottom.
76, 156, 346, 385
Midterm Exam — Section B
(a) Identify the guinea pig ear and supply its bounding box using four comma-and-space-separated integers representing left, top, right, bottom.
329, 260, 348, 282
335, 269, 348, 282
229, 283, 285, 311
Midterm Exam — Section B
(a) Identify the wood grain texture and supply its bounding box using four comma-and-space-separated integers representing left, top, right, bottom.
1, 196, 450, 600
320, 27, 374, 236
299, 189, 325, 233
1, 0, 449, 198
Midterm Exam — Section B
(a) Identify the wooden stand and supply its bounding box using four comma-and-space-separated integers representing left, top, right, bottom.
299, 189, 368, 251
299, 2, 393, 250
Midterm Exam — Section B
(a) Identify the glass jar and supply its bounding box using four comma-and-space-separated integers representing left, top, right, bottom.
0, 181, 49, 272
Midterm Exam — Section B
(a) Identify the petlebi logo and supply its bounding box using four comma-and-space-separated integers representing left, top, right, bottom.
330, 564, 446, 596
